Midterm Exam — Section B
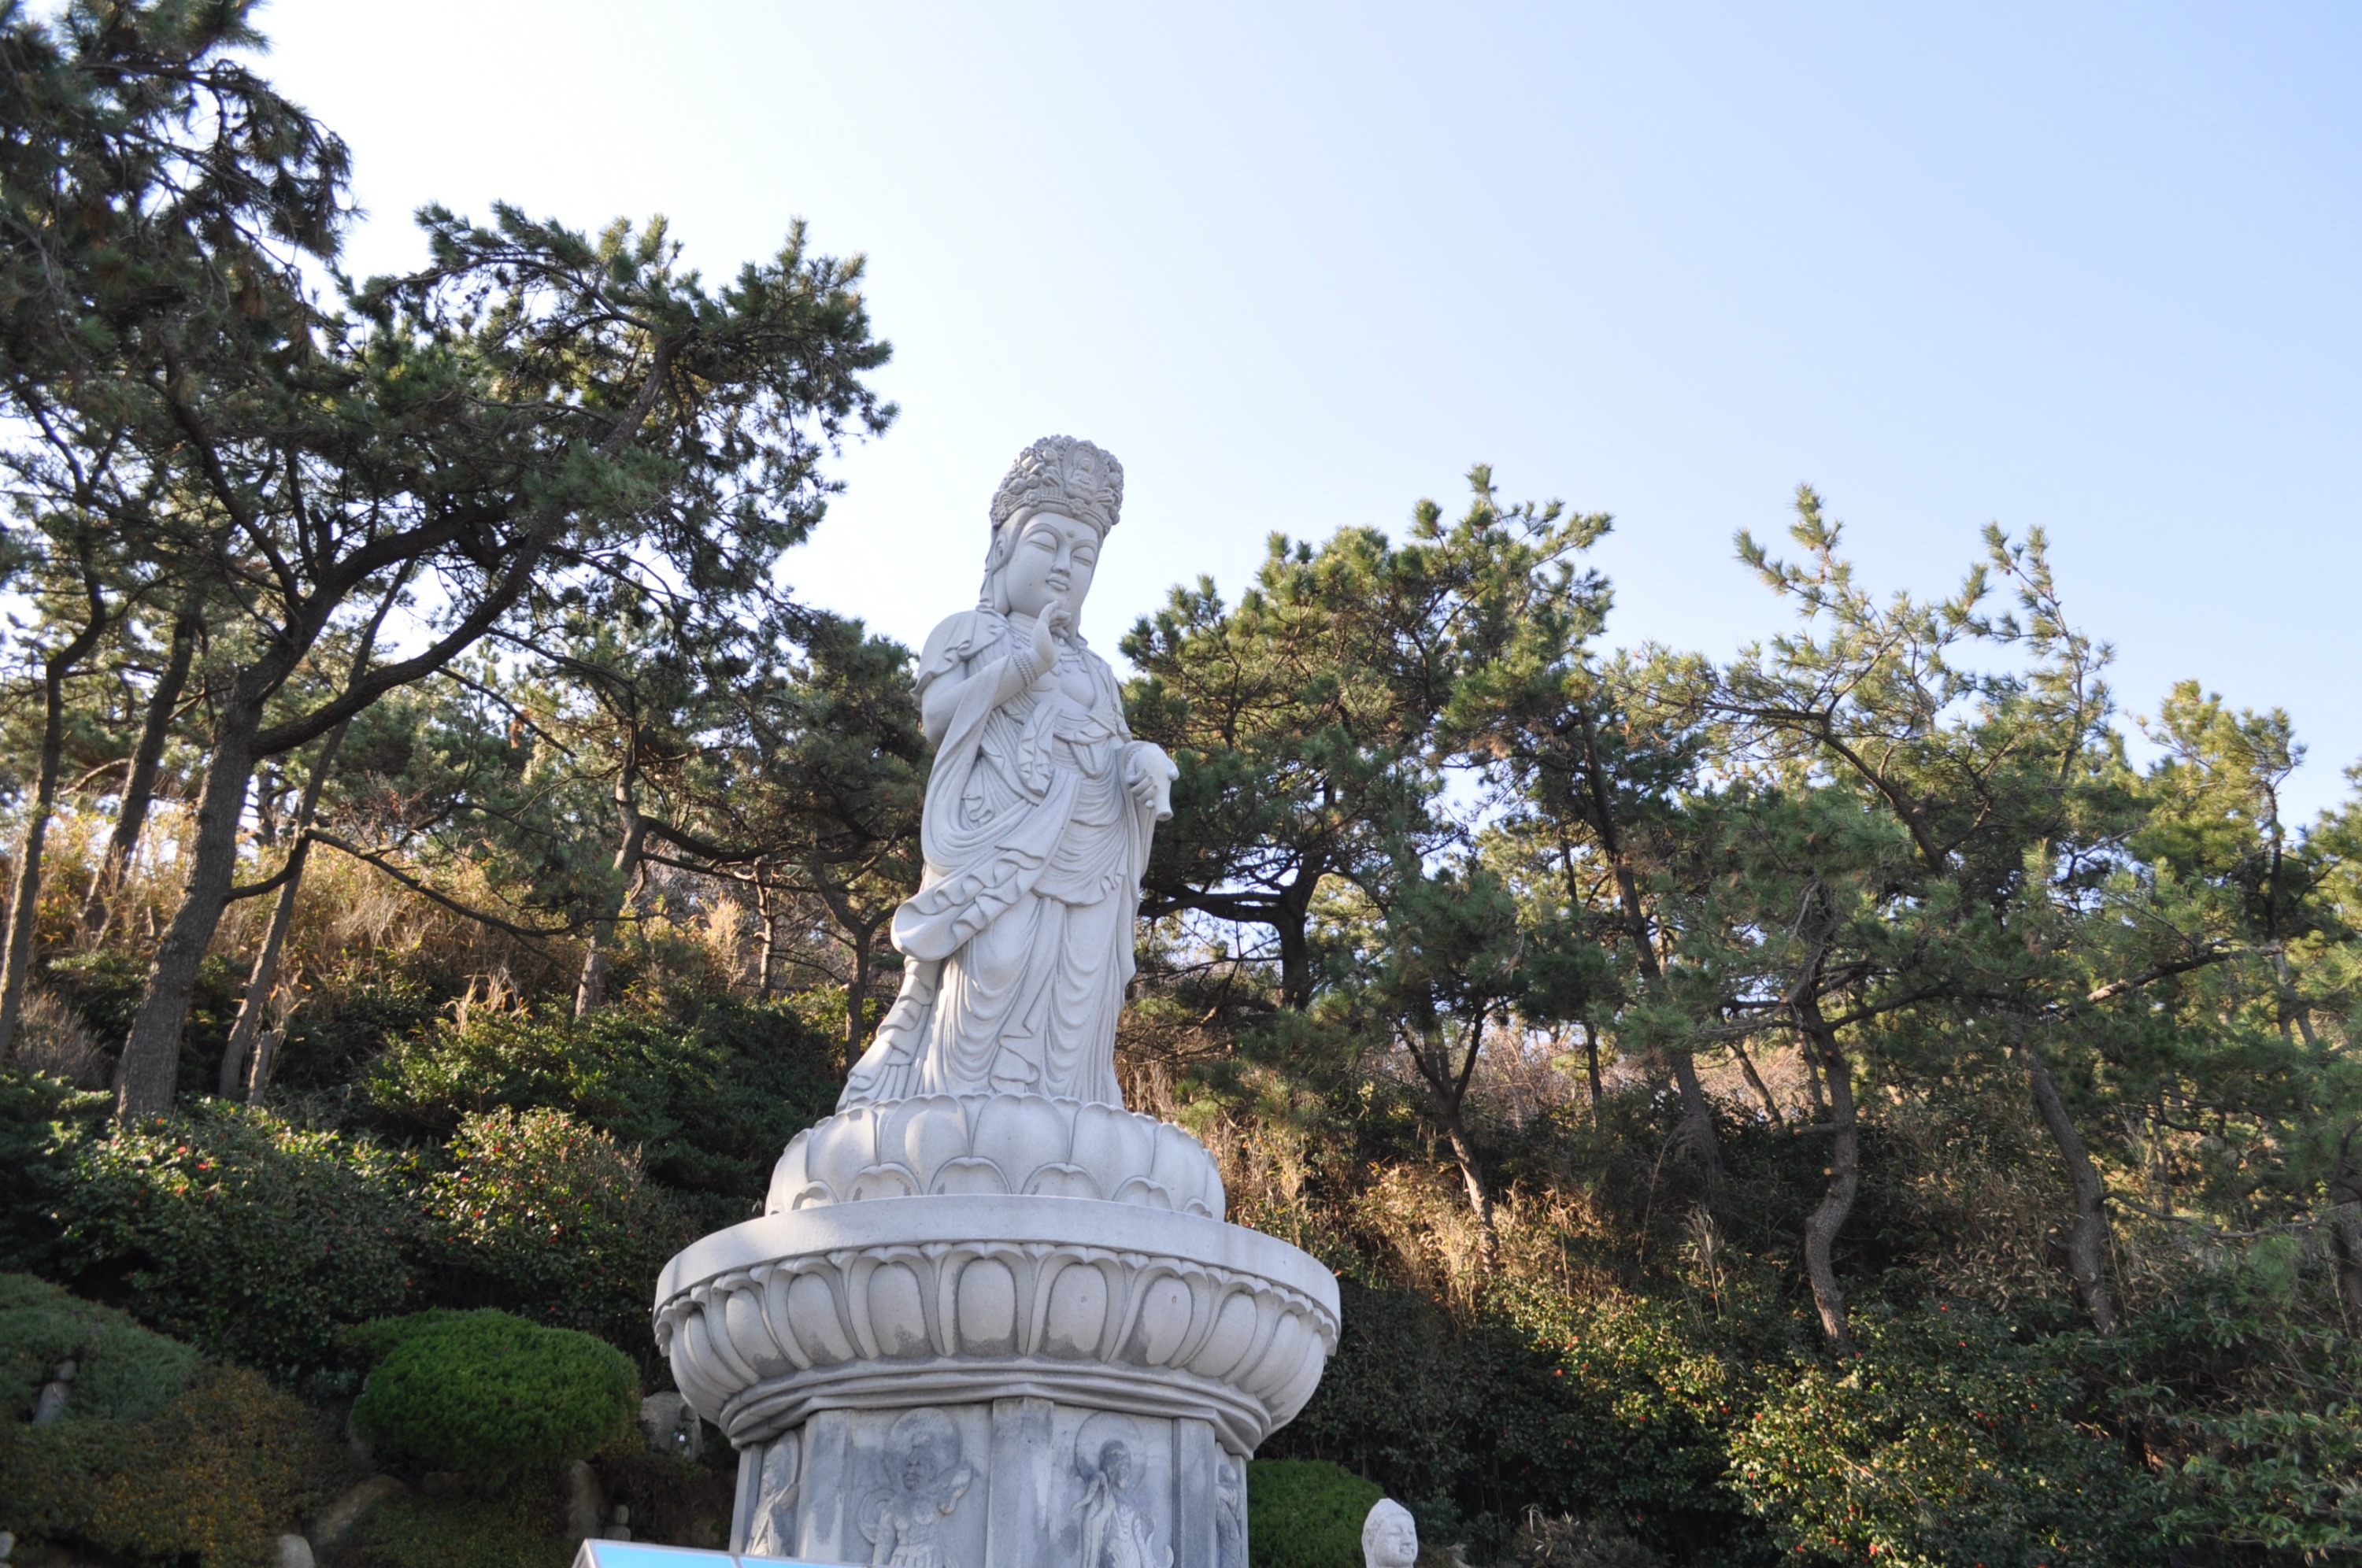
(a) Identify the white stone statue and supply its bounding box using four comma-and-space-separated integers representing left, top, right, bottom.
842, 435, 1176, 1109
1363, 1499, 1419, 1568
657, 438, 1335, 1568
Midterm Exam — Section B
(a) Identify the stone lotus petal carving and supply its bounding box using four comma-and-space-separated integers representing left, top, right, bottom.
655, 1193, 1336, 1456
765, 1096, 1225, 1219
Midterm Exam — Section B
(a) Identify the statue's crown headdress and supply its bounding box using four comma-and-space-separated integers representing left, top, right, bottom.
990, 435, 1124, 538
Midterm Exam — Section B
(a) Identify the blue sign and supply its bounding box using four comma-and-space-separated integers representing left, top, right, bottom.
572, 1540, 839, 1568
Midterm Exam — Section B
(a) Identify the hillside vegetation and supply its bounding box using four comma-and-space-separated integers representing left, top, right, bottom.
0, 6, 2356, 1566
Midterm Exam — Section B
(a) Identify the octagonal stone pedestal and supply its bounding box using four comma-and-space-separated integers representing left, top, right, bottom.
654, 1098, 1338, 1568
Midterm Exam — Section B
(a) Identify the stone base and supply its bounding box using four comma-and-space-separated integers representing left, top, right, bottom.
657, 1106, 1331, 1568
731, 1397, 1247, 1568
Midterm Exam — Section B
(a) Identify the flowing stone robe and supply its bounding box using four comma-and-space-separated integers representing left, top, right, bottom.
841, 607, 1172, 1111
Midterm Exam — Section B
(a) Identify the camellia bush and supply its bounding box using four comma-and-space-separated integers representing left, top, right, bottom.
1727, 1306, 2166, 1566
365, 994, 841, 1221
49, 1103, 421, 1378
423, 1105, 696, 1356
349, 1309, 639, 1480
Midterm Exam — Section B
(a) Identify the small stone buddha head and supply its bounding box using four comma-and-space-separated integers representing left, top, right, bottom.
1362, 1498, 1419, 1568
979, 435, 1124, 625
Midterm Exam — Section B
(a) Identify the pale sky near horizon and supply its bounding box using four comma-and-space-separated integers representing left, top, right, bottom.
258, 2, 2360, 818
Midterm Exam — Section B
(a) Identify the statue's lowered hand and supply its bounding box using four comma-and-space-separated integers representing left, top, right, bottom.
1124, 741, 1178, 819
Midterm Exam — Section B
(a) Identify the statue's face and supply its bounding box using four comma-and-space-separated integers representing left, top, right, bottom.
899, 1444, 935, 1491
1000, 509, 1100, 623
1372, 1510, 1418, 1568
1098, 1440, 1131, 1488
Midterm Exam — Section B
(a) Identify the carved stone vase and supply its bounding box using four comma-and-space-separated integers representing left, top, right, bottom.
653, 438, 1337, 1568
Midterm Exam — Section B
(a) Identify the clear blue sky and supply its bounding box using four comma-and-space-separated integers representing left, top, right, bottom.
261, 2, 2360, 817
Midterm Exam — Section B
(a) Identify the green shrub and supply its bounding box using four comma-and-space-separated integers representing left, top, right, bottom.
50, 1102, 423, 1378
2079, 1277, 2362, 1559
1272, 1281, 1771, 1559
274, 975, 449, 1090
1250, 1459, 1385, 1568
330, 1470, 575, 1568
1509, 1514, 1663, 1567
0, 1271, 199, 1422
350, 1308, 639, 1477
0, 1360, 351, 1567
424, 1105, 695, 1355
594, 1447, 737, 1550
365, 993, 839, 1220
1728, 1305, 2166, 1566
0, 1067, 109, 1272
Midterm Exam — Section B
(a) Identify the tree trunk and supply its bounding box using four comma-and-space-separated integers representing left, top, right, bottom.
1667, 1048, 1726, 1201
2333, 1211, 2362, 1326
845, 924, 872, 1071
1579, 1019, 1604, 1117
1438, 1100, 1498, 1270
1731, 1039, 1785, 1126
1799, 1038, 1828, 1118
83, 608, 198, 938
0, 611, 112, 1060
219, 721, 347, 1098
2015, 1023, 2117, 1333
575, 770, 646, 1018
2325, 1142, 2362, 1324
1797, 999, 1858, 1350
113, 697, 262, 1121
1275, 873, 1316, 1010
755, 875, 779, 997
1574, 701, 1725, 1200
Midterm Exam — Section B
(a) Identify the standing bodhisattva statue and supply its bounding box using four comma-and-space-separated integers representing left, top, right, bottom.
657, 436, 1335, 1568
841, 435, 1176, 1110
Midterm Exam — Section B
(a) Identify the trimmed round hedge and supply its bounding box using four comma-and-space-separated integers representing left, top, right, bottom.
350, 1310, 637, 1477
1249, 1458, 1386, 1568
0, 1272, 199, 1423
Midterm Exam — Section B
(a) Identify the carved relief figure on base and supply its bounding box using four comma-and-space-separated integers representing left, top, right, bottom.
1363, 1499, 1419, 1568
841, 436, 1176, 1111
744, 1433, 800, 1557
859, 1409, 976, 1568
1073, 1413, 1170, 1568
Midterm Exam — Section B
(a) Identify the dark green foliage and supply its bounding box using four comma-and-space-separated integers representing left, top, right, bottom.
0, 1067, 108, 1270
0, 1270, 198, 1422
0, 1360, 353, 1568
2079, 1263, 2362, 1559
366, 993, 839, 1222
349, 1309, 638, 1478
39, 949, 150, 1044
330, 1473, 576, 1568
1727, 1307, 2166, 1566
1509, 1514, 1664, 1568
1273, 1282, 1773, 1562
274, 976, 450, 1091
40, 949, 244, 1096
48, 1102, 421, 1378
1249, 1458, 1385, 1568
594, 1447, 738, 1551
420, 1105, 697, 1359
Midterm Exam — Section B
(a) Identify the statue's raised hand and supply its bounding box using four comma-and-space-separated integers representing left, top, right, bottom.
1024, 605, 1064, 681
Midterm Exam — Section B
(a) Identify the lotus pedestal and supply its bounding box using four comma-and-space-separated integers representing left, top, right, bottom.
654, 1097, 1338, 1568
